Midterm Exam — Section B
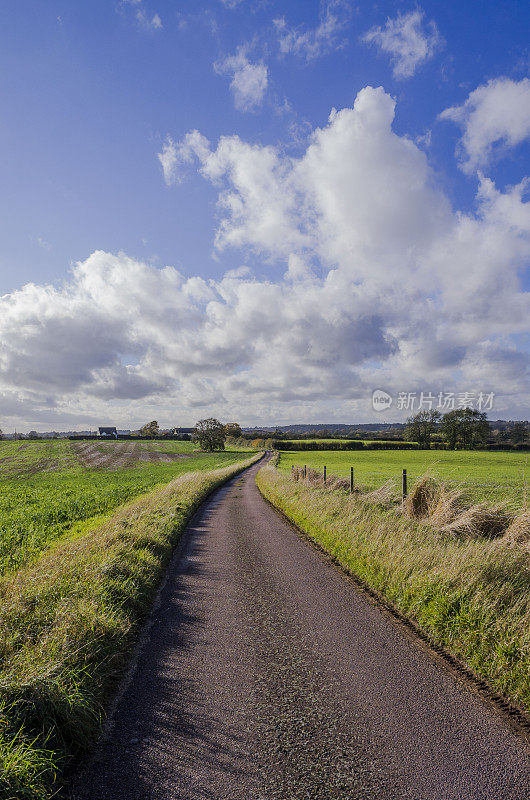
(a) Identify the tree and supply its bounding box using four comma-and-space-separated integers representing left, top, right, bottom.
140, 420, 159, 438
440, 408, 490, 449
193, 418, 226, 451
508, 421, 528, 444
224, 422, 242, 438
404, 409, 441, 447
28, 431, 40, 440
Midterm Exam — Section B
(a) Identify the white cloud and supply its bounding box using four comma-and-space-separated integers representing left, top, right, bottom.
362, 9, 442, 79
157, 131, 210, 186
274, 0, 351, 61
220, 0, 244, 7
157, 137, 178, 185
214, 48, 268, 111
440, 77, 530, 173
136, 9, 162, 30
3, 87, 530, 428
121, 0, 162, 31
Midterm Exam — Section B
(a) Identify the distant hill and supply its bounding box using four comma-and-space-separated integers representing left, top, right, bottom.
242, 423, 406, 436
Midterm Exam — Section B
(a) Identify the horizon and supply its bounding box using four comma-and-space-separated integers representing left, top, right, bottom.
2, 415, 526, 437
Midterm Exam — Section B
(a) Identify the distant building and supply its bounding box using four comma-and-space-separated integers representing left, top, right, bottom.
98, 427, 117, 438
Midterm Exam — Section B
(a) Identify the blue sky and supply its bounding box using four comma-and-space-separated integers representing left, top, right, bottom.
0, 0, 529, 429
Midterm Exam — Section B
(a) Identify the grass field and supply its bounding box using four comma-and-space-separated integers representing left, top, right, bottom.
0, 440, 253, 574
0, 442, 261, 799
278, 449, 530, 510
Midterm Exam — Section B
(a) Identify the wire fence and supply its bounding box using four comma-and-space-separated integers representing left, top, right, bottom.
291, 463, 529, 514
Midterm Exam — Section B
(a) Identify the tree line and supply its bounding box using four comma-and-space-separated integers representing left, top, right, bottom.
405, 408, 493, 449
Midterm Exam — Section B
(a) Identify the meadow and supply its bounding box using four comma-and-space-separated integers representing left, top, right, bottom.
278, 448, 530, 510
0, 440, 261, 799
0, 440, 250, 574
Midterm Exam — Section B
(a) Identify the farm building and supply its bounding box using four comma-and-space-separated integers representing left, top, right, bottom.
98, 426, 117, 438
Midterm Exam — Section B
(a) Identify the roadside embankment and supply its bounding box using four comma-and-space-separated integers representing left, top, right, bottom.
0, 453, 261, 800
256, 459, 530, 719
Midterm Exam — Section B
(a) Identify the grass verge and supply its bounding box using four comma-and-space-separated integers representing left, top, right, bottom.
0, 453, 261, 800
256, 460, 530, 717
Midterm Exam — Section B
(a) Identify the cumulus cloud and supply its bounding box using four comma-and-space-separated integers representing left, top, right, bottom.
362, 9, 442, 79
274, 0, 351, 61
3, 86, 530, 427
214, 48, 268, 111
440, 77, 530, 173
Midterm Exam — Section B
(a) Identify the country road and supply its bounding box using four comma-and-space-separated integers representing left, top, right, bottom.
72, 458, 530, 800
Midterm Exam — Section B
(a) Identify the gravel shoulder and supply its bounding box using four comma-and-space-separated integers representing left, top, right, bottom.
70, 460, 530, 800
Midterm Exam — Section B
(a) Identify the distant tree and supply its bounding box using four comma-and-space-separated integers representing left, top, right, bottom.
193, 418, 225, 451
28, 431, 40, 439
440, 408, 490, 449
404, 409, 441, 447
140, 420, 159, 438
509, 421, 528, 444
224, 422, 242, 438
0, 429, 3, 440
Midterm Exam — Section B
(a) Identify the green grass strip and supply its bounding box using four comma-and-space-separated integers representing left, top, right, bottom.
256, 461, 530, 717
0, 454, 261, 800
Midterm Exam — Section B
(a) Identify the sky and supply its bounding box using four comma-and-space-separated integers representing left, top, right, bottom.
0, 0, 529, 430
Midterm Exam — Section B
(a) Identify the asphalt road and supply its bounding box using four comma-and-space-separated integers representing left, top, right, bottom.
72, 458, 530, 799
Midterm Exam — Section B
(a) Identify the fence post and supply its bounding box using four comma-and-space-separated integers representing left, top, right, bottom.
304, 464, 307, 478
324, 466, 327, 484
402, 468, 408, 500
350, 466, 354, 493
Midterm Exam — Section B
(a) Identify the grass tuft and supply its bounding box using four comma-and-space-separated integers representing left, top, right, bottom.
502, 511, 530, 547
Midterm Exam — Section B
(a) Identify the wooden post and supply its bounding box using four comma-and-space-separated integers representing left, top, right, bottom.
350, 466, 354, 493
304, 464, 307, 478
323, 466, 327, 484
402, 468, 408, 500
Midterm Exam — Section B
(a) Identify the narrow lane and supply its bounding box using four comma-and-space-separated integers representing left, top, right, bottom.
72, 459, 530, 800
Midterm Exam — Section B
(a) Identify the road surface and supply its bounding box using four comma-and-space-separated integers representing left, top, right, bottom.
72, 458, 530, 799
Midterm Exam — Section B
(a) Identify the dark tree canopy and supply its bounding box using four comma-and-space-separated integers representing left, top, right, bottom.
404, 409, 441, 447
508, 421, 528, 444
440, 408, 489, 449
193, 418, 226, 451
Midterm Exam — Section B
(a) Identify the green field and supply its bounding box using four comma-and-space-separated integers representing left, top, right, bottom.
0, 440, 251, 574
0, 446, 260, 800
278, 448, 530, 509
